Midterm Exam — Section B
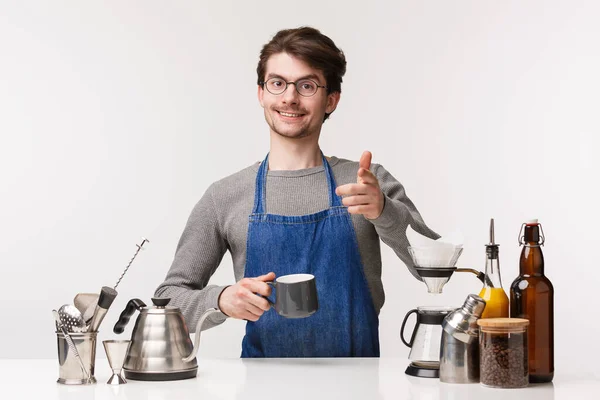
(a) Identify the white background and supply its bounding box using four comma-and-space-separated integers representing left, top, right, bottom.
1, 0, 598, 377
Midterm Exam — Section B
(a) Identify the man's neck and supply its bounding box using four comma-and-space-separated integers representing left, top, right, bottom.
268, 132, 324, 171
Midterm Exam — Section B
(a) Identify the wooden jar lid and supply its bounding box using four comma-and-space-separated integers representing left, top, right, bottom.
477, 318, 529, 328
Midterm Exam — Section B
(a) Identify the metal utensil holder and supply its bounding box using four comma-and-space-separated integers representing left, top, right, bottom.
56, 331, 97, 384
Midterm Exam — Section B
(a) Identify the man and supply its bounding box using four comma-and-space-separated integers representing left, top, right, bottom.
155, 27, 438, 357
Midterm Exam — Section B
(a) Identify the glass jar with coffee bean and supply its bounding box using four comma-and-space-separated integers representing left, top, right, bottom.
477, 318, 529, 388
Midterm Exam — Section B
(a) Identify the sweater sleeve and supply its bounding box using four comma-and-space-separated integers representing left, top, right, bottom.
367, 164, 441, 280
154, 184, 230, 332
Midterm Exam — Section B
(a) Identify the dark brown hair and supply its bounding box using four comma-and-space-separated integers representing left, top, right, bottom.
257, 27, 347, 121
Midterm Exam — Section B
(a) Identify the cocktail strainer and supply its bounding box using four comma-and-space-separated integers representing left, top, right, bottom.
58, 304, 87, 333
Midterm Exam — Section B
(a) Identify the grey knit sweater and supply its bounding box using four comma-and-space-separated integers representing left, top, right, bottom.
154, 156, 439, 332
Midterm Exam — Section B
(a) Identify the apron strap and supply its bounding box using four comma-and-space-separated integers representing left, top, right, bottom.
252, 152, 342, 215
252, 153, 269, 215
322, 153, 343, 207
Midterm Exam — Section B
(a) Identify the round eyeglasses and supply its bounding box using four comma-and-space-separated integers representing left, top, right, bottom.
260, 77, 328, 97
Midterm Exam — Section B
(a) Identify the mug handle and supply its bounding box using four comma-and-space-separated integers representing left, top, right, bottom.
400, 309, 419, 348
264, 281, 276, 307
244, 282, 277, 321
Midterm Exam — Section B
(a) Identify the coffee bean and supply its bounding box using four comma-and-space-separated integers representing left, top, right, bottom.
480, 332, 528, 388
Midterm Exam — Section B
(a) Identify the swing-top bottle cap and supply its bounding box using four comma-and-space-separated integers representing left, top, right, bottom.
521, 219, 544, 245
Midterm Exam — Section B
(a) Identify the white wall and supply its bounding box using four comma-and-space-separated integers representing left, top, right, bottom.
1, 0, 598, 376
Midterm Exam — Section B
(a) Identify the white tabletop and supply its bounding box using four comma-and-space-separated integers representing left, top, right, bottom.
1, 358, 597, 400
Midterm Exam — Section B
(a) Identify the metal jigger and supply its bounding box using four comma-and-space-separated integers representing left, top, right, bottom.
103, 340, 131, 385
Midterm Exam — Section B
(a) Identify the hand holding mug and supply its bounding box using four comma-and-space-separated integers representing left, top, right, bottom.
218, 272, 275, 321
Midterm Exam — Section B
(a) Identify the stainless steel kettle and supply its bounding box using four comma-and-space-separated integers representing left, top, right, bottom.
113, 297, 220, 381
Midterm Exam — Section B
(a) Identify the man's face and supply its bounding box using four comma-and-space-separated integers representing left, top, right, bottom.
258, 52, 340, 140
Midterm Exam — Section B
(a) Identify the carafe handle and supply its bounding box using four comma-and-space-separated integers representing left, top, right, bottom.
113, 298, 146, 334
400, 309, 419, 348
182, 308, 221, 362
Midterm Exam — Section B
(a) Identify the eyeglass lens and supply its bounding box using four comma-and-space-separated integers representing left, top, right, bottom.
265, 78, 319, 96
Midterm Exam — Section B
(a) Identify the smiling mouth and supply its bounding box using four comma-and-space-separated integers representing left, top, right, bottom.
277, 111, 305, 118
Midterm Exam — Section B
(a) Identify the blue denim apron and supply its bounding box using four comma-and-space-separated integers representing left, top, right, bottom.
241, 153, 380, 357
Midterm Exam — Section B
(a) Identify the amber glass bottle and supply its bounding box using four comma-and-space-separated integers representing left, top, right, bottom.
510, 220, 554, 383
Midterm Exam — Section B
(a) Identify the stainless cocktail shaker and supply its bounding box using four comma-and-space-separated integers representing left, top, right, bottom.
439, 294, 486, 383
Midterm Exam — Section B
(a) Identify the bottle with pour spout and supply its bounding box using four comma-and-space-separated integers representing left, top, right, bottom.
478, 218, 509, 318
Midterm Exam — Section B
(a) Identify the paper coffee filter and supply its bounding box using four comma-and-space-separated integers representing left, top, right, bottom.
407, 226, 464, 248
407, 226, 464, 268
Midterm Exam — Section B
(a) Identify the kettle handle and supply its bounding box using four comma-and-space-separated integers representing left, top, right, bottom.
400, 309, 419, 348
182, 308, 221, 362
113, 298, 146, 334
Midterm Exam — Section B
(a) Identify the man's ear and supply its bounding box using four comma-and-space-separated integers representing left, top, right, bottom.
326, 91, 341, 114
258, 85, 265, 108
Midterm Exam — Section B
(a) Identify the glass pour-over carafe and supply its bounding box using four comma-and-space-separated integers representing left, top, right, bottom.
400, 306, 457, 378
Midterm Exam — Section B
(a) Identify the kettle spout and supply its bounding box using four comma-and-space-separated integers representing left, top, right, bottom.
182, 308, 221, 363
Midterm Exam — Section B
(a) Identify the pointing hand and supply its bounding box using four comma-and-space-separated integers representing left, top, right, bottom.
335, 151, 385, 220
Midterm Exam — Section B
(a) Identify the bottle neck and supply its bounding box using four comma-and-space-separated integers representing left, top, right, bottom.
483, 245, 503, 288
520, 225, 545, 275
